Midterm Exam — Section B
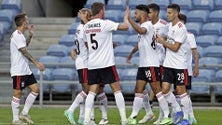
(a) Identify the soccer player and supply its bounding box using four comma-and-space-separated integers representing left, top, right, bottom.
178, 13, 199, 124
10, 13, 45, 125
156, 4, 190, 125
64, 8, 108, 125
82, 2, 129, 125
125, 5, 170, 125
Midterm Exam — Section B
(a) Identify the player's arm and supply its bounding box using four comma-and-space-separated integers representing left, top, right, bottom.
156, 34, 181, 52
192, 48, 199, 77
19, 47, 45, 71
126, 44, 138, 64
70, 49, 77, 60
26, 25, 34, 46
117, 6, 129, 31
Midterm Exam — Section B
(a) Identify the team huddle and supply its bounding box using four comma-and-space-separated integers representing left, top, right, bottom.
10, 2, 199, 125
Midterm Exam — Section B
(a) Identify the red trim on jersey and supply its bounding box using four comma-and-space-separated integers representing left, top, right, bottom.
16, 76, 21, 89
159, 19, 167, 25
17, 30, 22, 34
150, 67, 157, 82
112, 66, 119, 81
82, 68, 88, 83
178, 23, 183, 28
184, 69, 188, 86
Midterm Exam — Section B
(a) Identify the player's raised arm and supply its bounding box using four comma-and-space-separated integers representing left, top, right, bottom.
117, 6, 129, 31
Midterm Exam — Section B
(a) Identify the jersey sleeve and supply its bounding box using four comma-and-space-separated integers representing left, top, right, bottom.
104, 20, 119, 31
174, 26, 187, 44
188, 33, 197, 49
14, 34, 26, 49
141, 22, 149, 33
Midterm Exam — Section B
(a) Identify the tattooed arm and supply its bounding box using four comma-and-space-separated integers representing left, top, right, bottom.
26, 25, 34, 46
19, 47, 45, 71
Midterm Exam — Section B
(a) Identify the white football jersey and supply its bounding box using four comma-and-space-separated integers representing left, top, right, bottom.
75, 24, 88, 70
83, 18, 119, 69
163, 21, 188, 69
138, 21, 159, 67
10, 30, 32, 76
153, 19, 168, 65
186, 32, 197, 76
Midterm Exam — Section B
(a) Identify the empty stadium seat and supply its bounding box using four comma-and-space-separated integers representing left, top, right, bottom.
59, 34, 75, 46
105, 10, 121, 22
196, 35, 217, 47
159, 10, 167, 21
113, 34, 127, 45
1, 0, 21, 12
47, 44, 68, 57
197, 46, 204, 58
106, 0, 125, 10
186, 22, 202, 35
171, 0, 192, 10
52, 68, 76, 80
39, 56, 60, 68
192, 69, 215, 82
126, 35, 138, 46
129, 0, 148, 9
190, 85, 210, 95
115, 56, 128, 69
216, 36, 222, 45
201, 23, 222, 35
199, 57, 221, 65
114, 45, 134, 57
192, 0, 214, 10
121, 68, 137, 81
68, 22, 80, 34
215, 70, 222, 82
59, 56, 75, 68
152, 0, 170, 9
0, 10, 14, 31
187, 10, 209, 23
214, 0, 222, 10
131, 56, 139, 65
214, 86, 222, 95
208, 10, 222, 22
204, 46, 222, 58
85, 0, 105, 8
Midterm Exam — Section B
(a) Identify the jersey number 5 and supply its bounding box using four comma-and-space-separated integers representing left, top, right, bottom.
90, 34, 98, 50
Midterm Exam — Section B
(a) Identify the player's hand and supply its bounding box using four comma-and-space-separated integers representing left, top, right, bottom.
28, 24, 34, 36
36, 62, 45, 71
126, 55, 132, 64
70, 49, 77, 60
125, 6, 130, 19
156, 34, 164, 44
193, 67, 199, 77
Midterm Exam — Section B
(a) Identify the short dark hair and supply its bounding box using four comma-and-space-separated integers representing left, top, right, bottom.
136, 4, 149, 13
179, 13, 187, 24
147, 3, 160, 12
167, 4, 180, 12
14, 13, 26, 27
91, 2, 104, 16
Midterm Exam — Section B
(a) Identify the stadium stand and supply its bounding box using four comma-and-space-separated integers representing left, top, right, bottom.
59, 56, 75, 68
152, 0, 170, 9
171, 0, 192, 10
214, 0, 222, 10
106, 0, 125, 11
39, 55, 60, 68
216, 36, 222, 45
59, 34, 75, 46
85, 0, 105, 8
208, 10, 222, 22
114, 45, 134, 57
195, 35, 218, 47
204, 46, 222, 58
201, 22, 222, 35
192, 0, 214, 10
68, 22, 79, 34
186, 22, 202, 35
113, 34, 127, 45
126, 34, 138, 46
1, 0, 21, 13
47, 44, 69, 57
104, 10, 121, 22
187, 10, 209, 23
128, 0, 148, 9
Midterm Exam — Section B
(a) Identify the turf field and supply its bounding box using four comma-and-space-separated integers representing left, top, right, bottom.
0, 106, 221, 125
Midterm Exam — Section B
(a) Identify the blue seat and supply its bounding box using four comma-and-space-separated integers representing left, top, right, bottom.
192, 0, 214, 10
52, 68, 76, 81
187, 10, 209, 23
159, 10, 167, 21
208, 10, 222, 22
1, 0, 21, 13
113, 34, 127, 45
215, 70, 222, 82
85, 0, 105, 8
106, 0, 125, 10
129, 0, 148, 9
190, 85, 210, 95
197, 46, 204, 58
199, 57, 221, 65
126, 35, 138, 46
59, 34, 75, 47
131, 56, 139, 65
0, 10, 14, 31
47, 44, 68, 57
196, 35, 217, 47
201, 23, 222, 35
105, 10, 121, 22
121, 68, 137, 81
214, 86, 222, 95
32, 68, 52, 80
39, 56, 60, 68
68, 22, 80, 34
114, 45, 134, 57
171, 0, 192, 10
192, 69, 215, 82
115, 56, 128, 69
204, 46, 222, 58
216, 36, 222, 45
59, 56, 75, 68
215, 0, 222, 10
186, 22, 202, 35
152, 0, 170, 9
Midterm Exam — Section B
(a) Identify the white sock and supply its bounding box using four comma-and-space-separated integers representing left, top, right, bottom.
11, 96, 20, 121
188, 96, 195, 118
79, 102, 85, 120
130, 93, 144, 118
22, 92, 38, 115
164, 91, 181, 113
114, 90, 127, 122
180, 93, 189, 120
143, 90, 153, 115
91, 103, 95, 120
156, 92, 170, 118
97, 92, 108, 119
68, 91, 87, 113
84, 91, 96, 123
